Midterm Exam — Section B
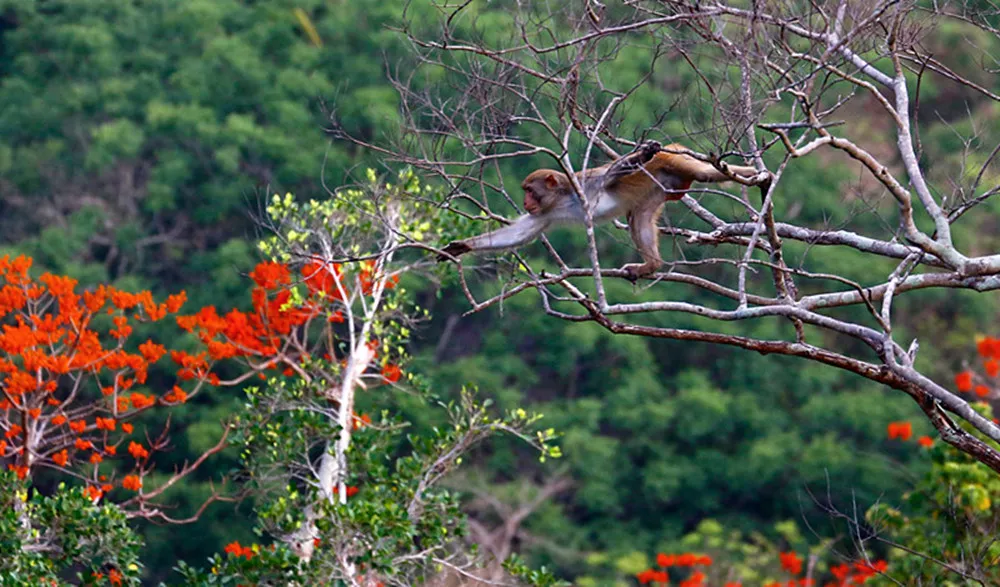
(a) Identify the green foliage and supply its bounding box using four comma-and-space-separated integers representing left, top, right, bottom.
870, 404, 1000, 584
0, 0, 423, 278
418, 284, 930, 581
0, 472, 143, 586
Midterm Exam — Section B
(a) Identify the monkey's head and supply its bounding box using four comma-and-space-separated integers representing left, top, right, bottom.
521, 169, 571, 215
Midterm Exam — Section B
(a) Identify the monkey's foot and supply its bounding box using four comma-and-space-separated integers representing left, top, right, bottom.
620, 262, 657, 281
437, 241, 471, 262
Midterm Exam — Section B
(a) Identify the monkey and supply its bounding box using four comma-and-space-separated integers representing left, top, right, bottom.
439, 141, 772, 279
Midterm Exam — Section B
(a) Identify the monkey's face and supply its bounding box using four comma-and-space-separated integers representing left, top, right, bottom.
523, 185, 543, 215
521, 170, 567, 216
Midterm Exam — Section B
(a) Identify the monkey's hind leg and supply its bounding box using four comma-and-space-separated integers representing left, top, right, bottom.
620, 201, 666, 281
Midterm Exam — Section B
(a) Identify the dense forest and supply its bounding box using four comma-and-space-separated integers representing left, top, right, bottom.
2, 0, 1000, 585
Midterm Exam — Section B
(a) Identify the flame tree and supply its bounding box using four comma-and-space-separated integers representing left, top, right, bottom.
1, 173, 560, 586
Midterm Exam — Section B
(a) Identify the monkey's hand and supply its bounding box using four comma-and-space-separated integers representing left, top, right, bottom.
636, 140, 662, 163
437, 241, 471, 262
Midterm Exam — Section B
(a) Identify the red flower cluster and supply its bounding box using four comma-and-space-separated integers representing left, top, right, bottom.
0, 255, 203, 496
178, 262, 348, 366
827, 560, 886, 586
122, 474, 142, 491
637, 552, 713, 585
382, 363, 402, 383
176, 261, 406, 390
332, 485, 360, 497
353, 413, 372, 430
955, 335, 1000, 397
128, 441, 150, 460
636, 569, 669, 585
976, 336, 1000, 359
301, 261, 343, 299
0, 256, 401, 522
886, 421, 935, 448
779, 552, 803, 575
224, 540, 255, 559
637, 550, 888, 586
955, 369, 993, 398
886, 421, 912, 441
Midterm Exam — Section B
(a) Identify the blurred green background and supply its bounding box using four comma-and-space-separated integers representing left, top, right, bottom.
1, 0, 998, 583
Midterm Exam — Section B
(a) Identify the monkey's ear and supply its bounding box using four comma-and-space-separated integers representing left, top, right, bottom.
544, 173, 559, 189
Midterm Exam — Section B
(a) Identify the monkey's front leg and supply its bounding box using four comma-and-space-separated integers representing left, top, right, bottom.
437, 214, 552, 261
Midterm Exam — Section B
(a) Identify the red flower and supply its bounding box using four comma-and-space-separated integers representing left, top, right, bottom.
636, 569, 669, 585
917, 435, 934, 448
332, 485, 360, 497
139, 339, 167, 363
224, 541, 243, 556
52, 449, 68, 466
656, 553, 675, 567
250, 261, 291, 290
975, 384, 991, 398
301, 261, 342, 297
676, 553, 697, 566
779, 551, 803, 575
128, 441, 150, 460
830, 564, 850, 581
165, 291, 187, 313
164, 386, 188, 403
852, 559, 887, 581
977, 337, 998, 358
353, 413, 372, 430
122, 474, 142, 491
130, 392, 155, 409
382, 363, 402, 383
955, 371, 974, 392
887, 421, 913, 441
680, 570, 705, 587
986, 359, 1000, 377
